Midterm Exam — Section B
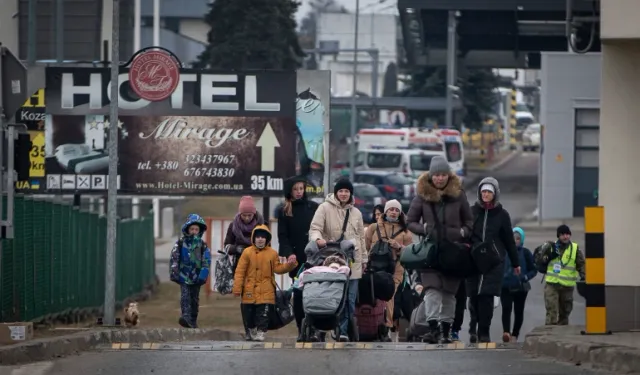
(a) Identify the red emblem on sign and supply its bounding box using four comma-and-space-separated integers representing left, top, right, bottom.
128, 50, 180, 102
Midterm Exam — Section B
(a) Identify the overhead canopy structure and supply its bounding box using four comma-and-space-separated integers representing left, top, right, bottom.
398, 0, 601, 69
330, 96, 463, 111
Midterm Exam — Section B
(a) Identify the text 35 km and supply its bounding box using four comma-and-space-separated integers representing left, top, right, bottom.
185, 154, 236, 164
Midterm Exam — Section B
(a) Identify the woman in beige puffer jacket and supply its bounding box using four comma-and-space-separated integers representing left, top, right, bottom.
309, 178, 366, 342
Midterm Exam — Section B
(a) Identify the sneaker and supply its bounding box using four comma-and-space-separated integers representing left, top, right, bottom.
249, 328, 258, 341
451, 331, 460, 341
253, 331, 265, 342
338, 335, 349, 342
502, 332, 511, 343
511, 335, 518, 343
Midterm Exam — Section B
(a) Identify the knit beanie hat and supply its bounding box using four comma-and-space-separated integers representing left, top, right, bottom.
334, 178, 354, 196
429, 155, 451, 175
384, 199, 402, 213
238, 196, 256, 214
557, 224, 571, 238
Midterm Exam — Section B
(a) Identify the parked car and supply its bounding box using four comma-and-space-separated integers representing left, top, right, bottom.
522, 123, 541, 152
353, 183, 386, 224
353, 171, 415, 212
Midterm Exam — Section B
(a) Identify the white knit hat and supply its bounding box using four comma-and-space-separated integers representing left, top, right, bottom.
480, 184, 495, 194
384, 199, 402, 213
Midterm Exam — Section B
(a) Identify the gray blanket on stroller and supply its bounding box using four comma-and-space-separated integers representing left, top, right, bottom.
302, 272, 348, 316
304, 240, 356, 267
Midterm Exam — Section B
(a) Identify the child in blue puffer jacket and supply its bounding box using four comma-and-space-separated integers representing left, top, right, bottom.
500, 227, 537, 343
170, 214, 212, 328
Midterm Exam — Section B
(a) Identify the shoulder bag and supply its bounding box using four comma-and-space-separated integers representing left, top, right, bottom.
470, 210, 503, 274
429, 203, 475, 278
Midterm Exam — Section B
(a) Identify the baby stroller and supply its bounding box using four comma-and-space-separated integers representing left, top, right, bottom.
299, 241, 359, 342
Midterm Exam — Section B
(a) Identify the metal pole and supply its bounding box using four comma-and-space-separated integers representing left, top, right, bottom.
27, 0, 37, 65
104, 0, 121, 326
153, 0, 160, 46
0, 49, 5, 240
445, 11, 456, 128
370, 50, 379, 123
131, 0, 141, 219
537, 126, 543, 225
134, 0, 141, 52
6, 126, 15, 239
348, 0, 360, 181
56, 0, 64, 62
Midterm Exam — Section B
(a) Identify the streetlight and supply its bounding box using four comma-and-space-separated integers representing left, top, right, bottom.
349, 0, 360, 181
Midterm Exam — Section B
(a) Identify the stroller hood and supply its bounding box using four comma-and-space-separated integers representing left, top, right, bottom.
305, 239, 356, 267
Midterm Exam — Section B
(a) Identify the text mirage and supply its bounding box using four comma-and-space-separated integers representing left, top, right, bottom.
138, 118, 251, 148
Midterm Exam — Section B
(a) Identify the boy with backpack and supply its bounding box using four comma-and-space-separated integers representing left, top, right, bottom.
169, 214, 212, 329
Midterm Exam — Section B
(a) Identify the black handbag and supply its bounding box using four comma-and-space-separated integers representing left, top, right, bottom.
429, 203, 476, 278
470, 211, 503, 274
268, 262, 294, 330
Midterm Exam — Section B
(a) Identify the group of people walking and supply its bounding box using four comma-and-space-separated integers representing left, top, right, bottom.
169, 154, 586, 343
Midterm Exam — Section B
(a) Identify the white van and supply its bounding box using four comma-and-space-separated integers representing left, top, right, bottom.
355, 147, 446, 178
434, 129, 466, 178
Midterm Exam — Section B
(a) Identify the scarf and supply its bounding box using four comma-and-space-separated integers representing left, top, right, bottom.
232, 212, 263, 246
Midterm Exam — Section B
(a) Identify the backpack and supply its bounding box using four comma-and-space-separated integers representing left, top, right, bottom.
533, 241, 556, 274
368, 224, 401, 274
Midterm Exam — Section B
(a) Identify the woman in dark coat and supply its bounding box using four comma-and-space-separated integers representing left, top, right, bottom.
277, 176, 319, 340
467, 177, 521, 344
406, 156, 474, 344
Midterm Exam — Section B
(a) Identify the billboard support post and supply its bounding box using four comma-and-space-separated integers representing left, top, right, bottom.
103, 0, 121, 327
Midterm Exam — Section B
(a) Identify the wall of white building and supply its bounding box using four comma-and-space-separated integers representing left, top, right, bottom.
316, 12, 398, 97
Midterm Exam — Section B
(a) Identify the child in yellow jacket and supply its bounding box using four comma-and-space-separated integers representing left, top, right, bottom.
233, 224, 297, 342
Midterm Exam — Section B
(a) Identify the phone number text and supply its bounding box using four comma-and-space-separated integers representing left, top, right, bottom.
183, 167, 236, 178
185, 154, 236, 164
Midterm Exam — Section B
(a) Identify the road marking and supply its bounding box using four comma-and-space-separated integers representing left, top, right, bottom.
99, 341, 520, 352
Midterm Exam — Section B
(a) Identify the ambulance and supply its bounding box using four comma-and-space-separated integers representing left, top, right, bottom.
357, 127, 466, 177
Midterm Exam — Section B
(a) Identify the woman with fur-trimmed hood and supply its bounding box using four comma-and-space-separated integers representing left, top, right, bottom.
406, 155, 473, 344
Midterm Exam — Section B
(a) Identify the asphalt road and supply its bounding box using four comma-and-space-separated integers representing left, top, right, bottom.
5, 346, 612, 375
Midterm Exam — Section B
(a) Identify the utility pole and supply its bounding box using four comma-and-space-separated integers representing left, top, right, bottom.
56, 0, 64, 62
103, 0, 121, 326
27, 0, 37, 65
445, 11, 457, 128
349, 0, 360, 181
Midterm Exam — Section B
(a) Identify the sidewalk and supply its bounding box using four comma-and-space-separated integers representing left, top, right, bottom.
524, 325, 640, 373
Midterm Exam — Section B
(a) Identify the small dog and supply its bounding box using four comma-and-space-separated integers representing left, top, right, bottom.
124, 302, 140, 327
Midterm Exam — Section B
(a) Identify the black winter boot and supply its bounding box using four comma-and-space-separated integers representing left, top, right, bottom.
421, 320, 440, 344
478, 326, 491, 343
439, 322, 453, 344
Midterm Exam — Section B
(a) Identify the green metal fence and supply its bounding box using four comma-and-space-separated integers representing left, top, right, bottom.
0, 196, 155, 323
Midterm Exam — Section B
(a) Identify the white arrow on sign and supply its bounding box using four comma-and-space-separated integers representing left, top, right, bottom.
256, 122, 280, 172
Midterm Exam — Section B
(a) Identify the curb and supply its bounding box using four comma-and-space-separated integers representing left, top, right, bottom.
0, 328, 243, 366
523, 333, 640, 373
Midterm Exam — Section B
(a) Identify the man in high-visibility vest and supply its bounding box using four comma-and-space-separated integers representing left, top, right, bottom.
542, 225, 586, 325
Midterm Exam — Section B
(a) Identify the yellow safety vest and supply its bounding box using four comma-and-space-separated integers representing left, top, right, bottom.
545, 242, 579, 287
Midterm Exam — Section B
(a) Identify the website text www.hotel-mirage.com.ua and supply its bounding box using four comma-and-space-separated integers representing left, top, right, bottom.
134, 181, 244, 192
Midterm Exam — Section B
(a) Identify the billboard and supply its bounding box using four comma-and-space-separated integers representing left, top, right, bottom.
43, 68, 296, 195
296, 70, 331, 197
15, 88, 47, 192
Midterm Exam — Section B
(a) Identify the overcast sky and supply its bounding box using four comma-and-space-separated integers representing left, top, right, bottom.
295, 0, 398, 23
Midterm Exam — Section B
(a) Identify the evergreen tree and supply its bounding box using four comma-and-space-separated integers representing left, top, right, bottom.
400, 66, 499, 129
196, 0, 305, 70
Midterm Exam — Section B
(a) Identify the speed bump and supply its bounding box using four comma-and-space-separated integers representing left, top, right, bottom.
104, 341, 517, 352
